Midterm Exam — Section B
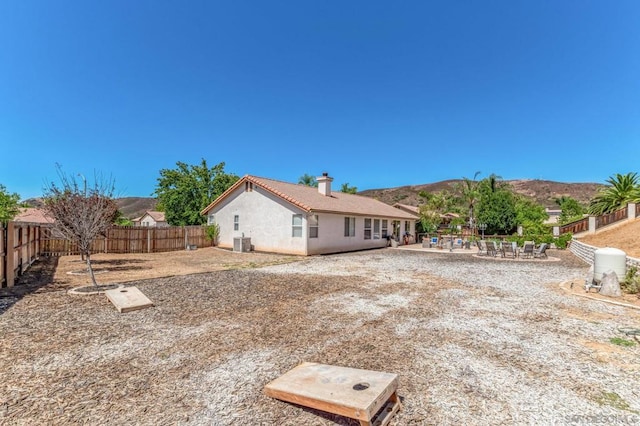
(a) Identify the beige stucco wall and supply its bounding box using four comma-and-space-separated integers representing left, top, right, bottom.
208, 186, 308, 255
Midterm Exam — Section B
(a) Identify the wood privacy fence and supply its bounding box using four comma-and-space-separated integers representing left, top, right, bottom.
559, 217, 589, 235
40, 225, 213, 256
1, 222, 41, 287
595, 207, 627, 229
1, 223, 212, 287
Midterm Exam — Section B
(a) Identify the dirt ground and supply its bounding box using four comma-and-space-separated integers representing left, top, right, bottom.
579, 217, 640, 258
1, 248, 640, 425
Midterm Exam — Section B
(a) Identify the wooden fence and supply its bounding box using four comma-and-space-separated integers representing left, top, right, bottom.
40, 225, 212, 256
559, 217, 589, 235
595, 207, 627, 229
1, 222, 41, 288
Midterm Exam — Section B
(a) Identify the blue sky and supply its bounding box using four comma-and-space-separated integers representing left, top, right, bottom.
1, 1, 639, 200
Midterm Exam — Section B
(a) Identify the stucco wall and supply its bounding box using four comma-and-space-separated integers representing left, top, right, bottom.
307, 214, 391, 255
208, 186, 308, 255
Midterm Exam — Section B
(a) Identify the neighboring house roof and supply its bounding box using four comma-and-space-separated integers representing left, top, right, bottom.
201, 175, 418, 220
136, 211, 166, 222
394, 203, 419, 215
13, 208, 54, 224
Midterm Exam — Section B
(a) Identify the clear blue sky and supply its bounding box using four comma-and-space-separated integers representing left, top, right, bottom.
1, 1, 639, 200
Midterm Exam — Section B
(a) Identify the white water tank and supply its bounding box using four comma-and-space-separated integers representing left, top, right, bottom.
594, 247, 626, 282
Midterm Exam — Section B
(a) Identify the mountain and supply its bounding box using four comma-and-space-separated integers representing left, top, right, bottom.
358, 179, 604, 208
116, 197, 157, 219
23, 197, 157, 219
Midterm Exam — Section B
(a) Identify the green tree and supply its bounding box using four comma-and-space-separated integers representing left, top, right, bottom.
154, 159, 239, 226
555, 196, 585, 224
475, 175, 517, 234
340, 183, 357, 194
515, 195, 548, 234
418, 190, 455, 233
298, 174, 318, 187
0, 184, 21, 224
588, 172, 640, 215
454, 171, 481, 227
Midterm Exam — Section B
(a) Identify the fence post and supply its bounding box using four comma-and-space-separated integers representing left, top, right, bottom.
629, 203, 636, 220
147, 228, 151, 254
588, 216, 596, 234
184, 226, 188, 249
6, 221, 15, 287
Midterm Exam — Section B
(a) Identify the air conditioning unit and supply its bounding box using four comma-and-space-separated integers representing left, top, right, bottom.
233, 237, 251, 253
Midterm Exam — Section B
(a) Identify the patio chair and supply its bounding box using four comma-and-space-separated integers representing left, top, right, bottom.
521, 243, 535, 259
431, 236, 438, 248
501, 241, 517, 258
486, 241, 499, 257
533, 243, 548, 259
477, 240, 488, 256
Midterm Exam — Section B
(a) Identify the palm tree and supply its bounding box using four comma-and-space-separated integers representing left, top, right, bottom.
455, 171, 481, 228
588, 172, 640, 215
298, 174, 318, 187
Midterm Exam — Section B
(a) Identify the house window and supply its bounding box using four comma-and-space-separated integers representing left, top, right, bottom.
292, 214, 303, 237
309, 215, 318, 238
373, 219, 380, 239
404, 220, 410, 234
364, 218, 372, 240
234, 215, 239, 231
208, 214, 215, 225
344, 217, 355, 237
382, 220, 388, 238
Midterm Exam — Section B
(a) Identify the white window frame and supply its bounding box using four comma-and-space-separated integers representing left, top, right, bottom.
364, 218, 372, 240
292, 214, 303, 237
208, 214, 216, 225
373, 219, 380, 239
382, 220, 388, 238
344, 217, 355, 237
309, 214, 318, 238
233, 215, 239, 231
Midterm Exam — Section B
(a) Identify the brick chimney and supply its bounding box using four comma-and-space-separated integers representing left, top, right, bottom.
317, 172, 333, 196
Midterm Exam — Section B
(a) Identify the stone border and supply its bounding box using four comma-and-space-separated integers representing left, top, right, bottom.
66, 269, 110, 276
558, 280, 640, 311
68, 284, 124, 295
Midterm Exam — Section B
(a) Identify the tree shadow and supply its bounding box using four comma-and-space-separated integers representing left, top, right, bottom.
90, 258, 147, 266
0, 256, 59, 315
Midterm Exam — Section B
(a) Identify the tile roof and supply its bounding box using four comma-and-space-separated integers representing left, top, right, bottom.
14, 208, 54, 224
393, 203, 420, 214
201, 175, 419, 220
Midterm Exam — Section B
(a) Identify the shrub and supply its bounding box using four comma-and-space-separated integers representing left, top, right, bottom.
622, 266, 640, 294
205, 223, 220, 245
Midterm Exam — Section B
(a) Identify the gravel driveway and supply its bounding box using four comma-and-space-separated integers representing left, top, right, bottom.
1, 249, 639, 425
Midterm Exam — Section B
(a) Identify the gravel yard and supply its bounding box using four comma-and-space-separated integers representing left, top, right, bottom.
1, 248, 639, 425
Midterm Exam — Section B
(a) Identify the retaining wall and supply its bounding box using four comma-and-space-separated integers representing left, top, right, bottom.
570, 239, 640, 270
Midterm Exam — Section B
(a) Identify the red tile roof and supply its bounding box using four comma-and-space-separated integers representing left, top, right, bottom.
201, 175, 418, 220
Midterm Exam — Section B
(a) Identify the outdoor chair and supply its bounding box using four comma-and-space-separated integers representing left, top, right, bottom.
486, 241, 499, 257
431, 237, 438, 248
521, 243, 535, 259
533, 243, 548, 259
477, 240, 488, 256
501, 241, 517, 258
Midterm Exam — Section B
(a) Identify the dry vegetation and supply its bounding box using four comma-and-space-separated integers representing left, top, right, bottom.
1, 246, 639, 425
579, 218, 640, 258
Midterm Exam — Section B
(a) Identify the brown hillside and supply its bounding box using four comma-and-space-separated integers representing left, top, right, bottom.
24, 197, 157, 219
359, 179, 603, 208
578, 218, 640, 258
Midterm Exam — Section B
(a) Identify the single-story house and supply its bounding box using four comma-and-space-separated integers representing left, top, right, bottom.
200, 173, 418, 255
132, 211, 168, 227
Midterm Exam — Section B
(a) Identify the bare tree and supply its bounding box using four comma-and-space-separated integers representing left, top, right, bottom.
43, 167, 118, 287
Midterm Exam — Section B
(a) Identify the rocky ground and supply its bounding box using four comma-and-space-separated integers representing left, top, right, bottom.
1, 248, 639, 425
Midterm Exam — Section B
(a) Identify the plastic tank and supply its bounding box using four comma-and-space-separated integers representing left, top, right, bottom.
594, 247, 627, 282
